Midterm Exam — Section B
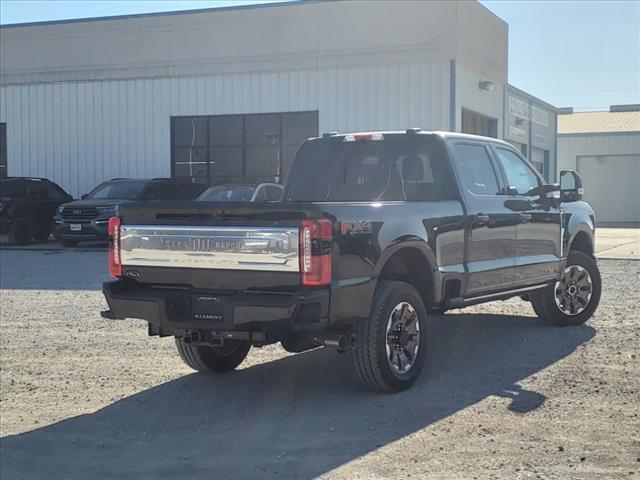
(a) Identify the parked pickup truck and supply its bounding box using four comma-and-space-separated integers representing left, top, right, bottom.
101, 130, 601, 392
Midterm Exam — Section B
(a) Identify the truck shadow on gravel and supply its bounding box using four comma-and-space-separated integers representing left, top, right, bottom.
1, 313, 595, 480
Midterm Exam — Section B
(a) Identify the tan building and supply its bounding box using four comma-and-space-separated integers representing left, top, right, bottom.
558, 105, 640, 225
1, 0, 552, 198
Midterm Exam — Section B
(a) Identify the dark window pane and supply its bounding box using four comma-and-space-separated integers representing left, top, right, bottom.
451, 144, 500, 196
173, 118, 208, 147
26, 182, 48, 199
210, 146, 243, 176
266, 185, 283, 201
198, 185, 255, 202
284, 137, 452, 202
245, 114, 279, 145
246, 145, 278, 177
0, 179, 25, 196
193, 176, 209, 186
174, 147, 207, 164
0, 150, 6, 168
210, 176, 245, 186
174, 163, 208, 178
88, 180, 148, 200
0, 166, 7, 179
0, 123, 6, 151
174, 146, 208, 179
210, 116, 243, 146
46, 184, 68, 200
282, 112, 318, 146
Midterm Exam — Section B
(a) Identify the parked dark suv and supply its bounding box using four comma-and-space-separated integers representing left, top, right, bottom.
53, 178, 206, 247
0, 177, 73, 245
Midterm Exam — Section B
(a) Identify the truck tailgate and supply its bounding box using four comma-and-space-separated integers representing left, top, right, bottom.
120, 225, 299, 272
115, 200, 324, 290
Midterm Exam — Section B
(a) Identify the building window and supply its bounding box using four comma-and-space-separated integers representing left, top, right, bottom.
171, 112, 318, 186
461, 108, 498, 138
520, 143, 528, 158
0, 123, 6, 178
530, 147, 550, 182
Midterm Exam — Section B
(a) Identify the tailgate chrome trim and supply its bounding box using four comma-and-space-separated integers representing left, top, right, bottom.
120, 225, 300, 272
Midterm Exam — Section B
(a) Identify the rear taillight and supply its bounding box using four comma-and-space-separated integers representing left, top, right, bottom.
108, 216, 122, 278
300, 219, 332, 286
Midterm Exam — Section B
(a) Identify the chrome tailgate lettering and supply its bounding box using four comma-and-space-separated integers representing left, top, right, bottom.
120, 225, 300, 272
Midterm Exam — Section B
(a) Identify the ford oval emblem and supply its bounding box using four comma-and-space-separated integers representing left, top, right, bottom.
125, 270, 141, 278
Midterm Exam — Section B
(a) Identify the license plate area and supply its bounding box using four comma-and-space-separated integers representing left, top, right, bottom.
191, 295, 226, 322
70, 224, 82, 231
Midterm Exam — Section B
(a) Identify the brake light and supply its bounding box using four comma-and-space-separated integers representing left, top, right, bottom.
342, 133, 384, 142
300, 219, 332, 286
108, 216, 122, 278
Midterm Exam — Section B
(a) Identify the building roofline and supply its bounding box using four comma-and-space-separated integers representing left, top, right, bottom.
506, 83, 558, 112
474, 1, 508, 27
558, 131, 640, 137
0, 0, 310, 29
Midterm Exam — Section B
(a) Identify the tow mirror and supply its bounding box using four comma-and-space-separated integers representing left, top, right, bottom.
560, 170, 584, 202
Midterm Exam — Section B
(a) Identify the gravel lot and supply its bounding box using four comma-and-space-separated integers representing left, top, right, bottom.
0, 249, 638, 479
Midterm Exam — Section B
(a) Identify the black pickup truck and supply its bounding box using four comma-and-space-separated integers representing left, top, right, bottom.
102, 130, 601, 392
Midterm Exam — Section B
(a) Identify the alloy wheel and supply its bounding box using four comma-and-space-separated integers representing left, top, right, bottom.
385, 302, 421, 375
554, 264, 593, 316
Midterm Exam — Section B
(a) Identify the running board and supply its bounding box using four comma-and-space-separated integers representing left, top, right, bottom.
445, 284, 548, 309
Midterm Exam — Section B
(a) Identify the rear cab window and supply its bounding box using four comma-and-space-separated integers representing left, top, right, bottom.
284, 134, 455, 202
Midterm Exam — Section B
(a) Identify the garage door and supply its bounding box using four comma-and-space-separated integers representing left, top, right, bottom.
577, 155, 640, 224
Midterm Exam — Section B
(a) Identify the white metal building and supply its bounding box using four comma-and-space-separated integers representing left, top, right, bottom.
1, 0, 554, 197
558, 105, 640, 226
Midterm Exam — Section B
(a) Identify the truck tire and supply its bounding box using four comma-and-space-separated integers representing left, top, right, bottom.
350, 281, 427, 392
175, 338, 251, 373
8, 219, 30, 246
531, 250, 601, 326
32, 225, 51, 243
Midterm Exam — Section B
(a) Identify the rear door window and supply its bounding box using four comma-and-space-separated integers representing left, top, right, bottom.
284, 135, 453, 202
0, 180, 27, 197
26, 181, 49, 199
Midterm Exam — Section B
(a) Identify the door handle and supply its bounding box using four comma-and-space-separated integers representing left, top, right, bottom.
519, 213, 532, 222
473, 214, 490, 225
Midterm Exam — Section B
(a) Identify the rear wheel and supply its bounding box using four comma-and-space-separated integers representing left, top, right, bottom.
175, 338, 251, 373
8, 219, 30, 246
350, 281, 427, 392
531, 250, 601, 326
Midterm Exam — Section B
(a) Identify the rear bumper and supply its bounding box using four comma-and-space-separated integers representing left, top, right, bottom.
101, 280, 330, 335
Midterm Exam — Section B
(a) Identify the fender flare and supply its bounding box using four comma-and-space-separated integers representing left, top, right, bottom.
371, 237, 443, 306
566, 223, 595, 258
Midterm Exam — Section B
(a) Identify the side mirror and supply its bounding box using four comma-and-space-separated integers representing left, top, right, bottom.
81, 193, 88, 199
560, 170, 584, 202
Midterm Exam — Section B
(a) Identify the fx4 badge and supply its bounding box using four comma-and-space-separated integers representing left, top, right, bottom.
340, 221, 372, 236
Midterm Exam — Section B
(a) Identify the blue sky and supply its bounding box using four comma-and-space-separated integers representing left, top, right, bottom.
1, 0, 638, 111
